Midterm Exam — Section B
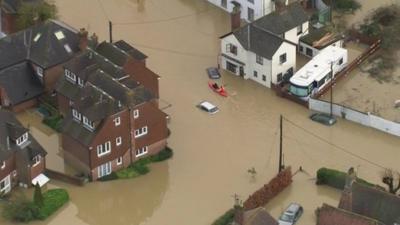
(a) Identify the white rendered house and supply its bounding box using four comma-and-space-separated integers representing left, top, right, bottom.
207, 0, 276, 21
219, 2, 309, 88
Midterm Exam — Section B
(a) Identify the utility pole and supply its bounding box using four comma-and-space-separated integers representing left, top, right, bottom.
279, 115, 284, 173
330, 62, 333, 117
109, 21, 113, 43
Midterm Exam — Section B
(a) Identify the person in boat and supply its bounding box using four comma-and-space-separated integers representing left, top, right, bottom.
212, 83, 220, 90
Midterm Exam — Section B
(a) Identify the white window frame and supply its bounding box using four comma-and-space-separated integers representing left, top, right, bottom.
97, 142, 111, 157
16, 132, 28, 146
256, 55, 263, 65
0, 175, 11, 193
72, 109, 81, 121
105, 141, 111, 152
116, 157, 123, 165
36, 67, 43, 77
114, 117, 121, 126
32, 155, 41, 167
133, 109, 139, 119
78, 77, 84, 87
97, 162, 112, 178
83, 116, 94, 130
0, 161, 5, 170
136, 146, 148, 157
116, 137, 122, 146
134, 126, 148, 138
279, 53, 287, 64
65, 69, 76, 82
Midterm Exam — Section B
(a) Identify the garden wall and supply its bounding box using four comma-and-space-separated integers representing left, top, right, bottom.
243, 167, 292, 210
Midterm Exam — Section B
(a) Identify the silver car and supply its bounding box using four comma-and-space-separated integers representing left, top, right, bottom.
278, 203, 303, 225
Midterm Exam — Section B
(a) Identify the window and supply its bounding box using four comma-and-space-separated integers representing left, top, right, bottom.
226, 61, 237, 73
297, 25, 303, 35
117, 157, 123, 165
279, 53, 287, 64
36, 67, 43, 77
33, 33, 42, 42
136, 146, 148, 157
133, 109, 139, 119
256, 55, 263, 65
306, 48, 313, 57
277, 73, 283, 82
248, 7, 254, 21
64, 44, 72, 53
72, 109, 81, 121
0, 176, 10, 193
116, 137, 122, 146
54, 30, 65, 40
32, 155, 41, 167
16, 133, 28, 146
97, 142, 111, 157
221, 0, 227, 8
114, 117, 121, 126
83, 116, 94, 130
65, 69, 76, 82
299, 45, 304, 52
1, 161, 5, 170
317, 78, 326, 87
338, 58, 343, 65
12, 170, 17, 176
253, 71, 258, 78
262, 75, 266, 82
78, 78, 84, 87
98, 162, 112, 178
69, 100, 74, 106
226, 44, 237, 55
134, 126, 148, 138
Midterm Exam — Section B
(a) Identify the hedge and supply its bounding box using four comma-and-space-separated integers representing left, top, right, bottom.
43, 115, 63, 132
211, 208, 235, 225
99, 147, 173, 182
36, 189, 69, 220
316, 168, 375, 190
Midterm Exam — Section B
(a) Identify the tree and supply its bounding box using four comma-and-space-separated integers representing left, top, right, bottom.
381, 169, 400, 195
33, 183, 44, 208
2, 193, 38, 222
16, 1, 57, 30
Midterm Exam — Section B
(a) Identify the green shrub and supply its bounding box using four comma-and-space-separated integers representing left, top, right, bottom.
98, 172, 118, 181
33, 184, 44, 208
43, 115, 63, 132
130, 161, 150, 175
150, 147, 173, 162
316, 168, 375, 190
334, 0, 361, 11
36, 189, 69, 220
2, 194, 39, 222
212, 208, 235, 225
116, 168, 140, 179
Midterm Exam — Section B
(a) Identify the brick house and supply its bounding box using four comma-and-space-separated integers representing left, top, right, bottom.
0, 109, 48, 194
56, 50, 168, 180
0, 19, 87, 112
95, 40, 160, 99
317, 204, 384, 225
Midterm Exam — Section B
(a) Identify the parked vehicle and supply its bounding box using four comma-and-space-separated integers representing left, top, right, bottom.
206, 67, 221, 79
278, 203, 303, 225
208, 81, 228, 97
197, 101, 219, 114
289, 46, 348, 100
310, 113, 336, 126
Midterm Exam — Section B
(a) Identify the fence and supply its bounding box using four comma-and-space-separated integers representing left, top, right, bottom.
309, 98, 400, 137
45, 169, 87, 186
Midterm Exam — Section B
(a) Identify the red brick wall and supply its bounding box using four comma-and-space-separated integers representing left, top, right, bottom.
243, 167, 292, 210
0, 155, 16, 181
91, 147, 131, 181
57, 93, 70, 115
62, 133, 91, 167
123, 59, 160, 98
1, 12, 17, 34
29, 158, 46, 185
11, 98, 38, 113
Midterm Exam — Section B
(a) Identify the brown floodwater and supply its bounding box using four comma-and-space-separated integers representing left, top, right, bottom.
2, 1, 400, 225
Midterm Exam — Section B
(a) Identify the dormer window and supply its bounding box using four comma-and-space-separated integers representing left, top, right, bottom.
65, 69, 76, 82
32, 155, 41, 167
83, 116, 95, 130
78, 78, 84, 87
36, 67, 43, 77
133, 109, 139, 119
1, 161, 5, 170
16, 132, 28, 146
114, 117, 121, 126
72, 109, 81, 121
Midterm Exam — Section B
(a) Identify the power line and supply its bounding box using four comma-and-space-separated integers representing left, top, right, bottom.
97, 0, 110, 21
128, 43, 216, 58
282, 116, 386, 169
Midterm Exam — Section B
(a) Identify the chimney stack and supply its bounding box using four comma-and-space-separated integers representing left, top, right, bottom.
89, 33, 99, 49
275, 0, 288, 13
79, 28, 89, 51
231, 5, 241, 31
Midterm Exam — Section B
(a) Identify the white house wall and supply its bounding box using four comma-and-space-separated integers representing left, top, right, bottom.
271, 42, 296, 84
299, 39, 343, 58
220, 34, 247, 75
284, 22, 309, 44
207, 0, 274, 21
246, 52, 272, 88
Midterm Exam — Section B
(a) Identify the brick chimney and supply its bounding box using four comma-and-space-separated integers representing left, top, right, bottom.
79, 28, 89, 51
231, 4, 241, 31
275, 0, 289, 12
89, 33, 99, 49
233, 207, 244, 225
338, 167, 356, 210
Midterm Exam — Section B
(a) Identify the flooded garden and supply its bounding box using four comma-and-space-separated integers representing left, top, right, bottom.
1, 0, 400, 225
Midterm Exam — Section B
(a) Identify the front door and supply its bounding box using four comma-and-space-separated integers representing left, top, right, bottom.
239, 66, 244, 77
98, 162, 112, 178
226, 61, 237, 74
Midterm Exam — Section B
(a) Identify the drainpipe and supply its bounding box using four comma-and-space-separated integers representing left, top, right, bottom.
128, 108, 133, 165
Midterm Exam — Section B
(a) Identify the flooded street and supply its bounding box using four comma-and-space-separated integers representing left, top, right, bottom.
1, 1, 400, 225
